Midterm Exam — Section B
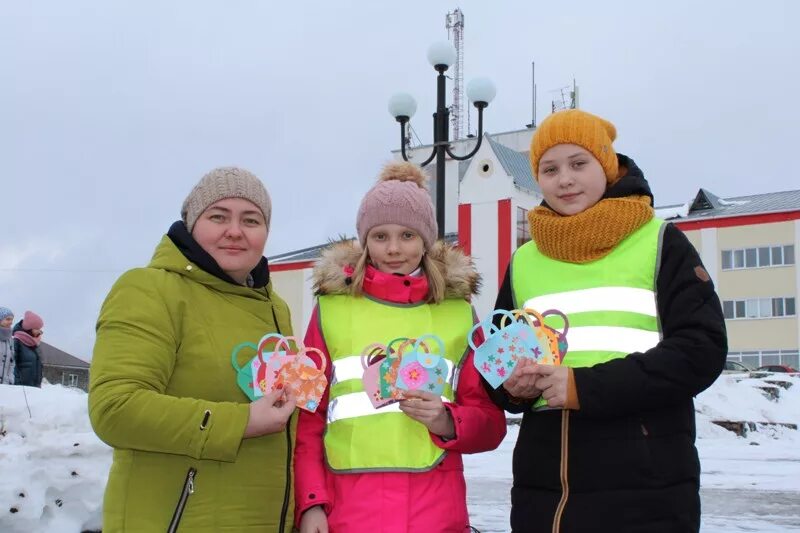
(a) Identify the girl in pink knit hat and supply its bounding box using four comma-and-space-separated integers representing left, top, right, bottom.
294, 161, 506, 532
13, 311, 45, 387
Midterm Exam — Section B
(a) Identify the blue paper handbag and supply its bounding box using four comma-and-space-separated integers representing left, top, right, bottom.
469, 309, 553, 389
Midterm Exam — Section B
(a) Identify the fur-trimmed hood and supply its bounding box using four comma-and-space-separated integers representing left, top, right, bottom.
312, 239, 480, 299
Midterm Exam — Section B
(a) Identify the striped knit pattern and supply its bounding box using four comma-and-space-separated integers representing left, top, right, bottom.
181, 167, 272, 232
529, 196, 654, 263
530, 109, 619, 183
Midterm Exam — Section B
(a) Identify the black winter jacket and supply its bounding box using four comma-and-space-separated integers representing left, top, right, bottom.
492, 155, 728, 533
13, 321, 43, 387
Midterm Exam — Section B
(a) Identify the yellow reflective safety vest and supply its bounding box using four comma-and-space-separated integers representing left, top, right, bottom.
318, 294, 473, 472
512, 218, 666, 372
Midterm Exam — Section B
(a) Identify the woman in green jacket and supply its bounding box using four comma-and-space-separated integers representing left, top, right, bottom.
89, 167, 297, 532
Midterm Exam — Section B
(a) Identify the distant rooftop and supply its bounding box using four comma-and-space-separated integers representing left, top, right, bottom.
40, 342, 90, 369
656, 188, 800, 222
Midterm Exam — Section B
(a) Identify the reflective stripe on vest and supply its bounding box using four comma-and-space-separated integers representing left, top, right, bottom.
512, 217, 666, 369
318, 294, 473, 473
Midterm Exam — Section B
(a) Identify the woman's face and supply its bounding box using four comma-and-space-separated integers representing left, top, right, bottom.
0, 316, 13, 328
31, 328, 43, 337
191, 198, 268, 284
366, 224, 425, 275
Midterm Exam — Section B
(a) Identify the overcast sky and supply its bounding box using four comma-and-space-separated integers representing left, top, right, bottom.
1, 1, 798, 359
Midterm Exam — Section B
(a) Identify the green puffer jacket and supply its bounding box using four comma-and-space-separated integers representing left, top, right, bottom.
89, 235, 296, 532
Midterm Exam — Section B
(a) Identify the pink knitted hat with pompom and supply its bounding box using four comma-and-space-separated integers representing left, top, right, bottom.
356, 162, 437, 249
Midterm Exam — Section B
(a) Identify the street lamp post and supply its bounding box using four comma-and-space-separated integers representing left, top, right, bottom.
388, 41, 496, 239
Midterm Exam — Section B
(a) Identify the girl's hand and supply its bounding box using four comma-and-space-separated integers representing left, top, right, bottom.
399, 390, 455, 439
243, 389, 296, 438
531, 365, 569, 408
299, 505, 328, 533
502, 358, 543, 399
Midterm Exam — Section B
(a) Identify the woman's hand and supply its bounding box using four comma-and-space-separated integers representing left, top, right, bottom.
502, 358, 543, 399
299, 505, 328, 533
399, 390, 455, 439
244, 388, 296, 438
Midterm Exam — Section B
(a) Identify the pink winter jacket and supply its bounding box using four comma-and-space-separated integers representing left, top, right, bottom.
293, 241, 507, 533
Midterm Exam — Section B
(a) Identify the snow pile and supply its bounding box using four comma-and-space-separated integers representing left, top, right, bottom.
695, 373, 800, 429
0, 384, 111, 533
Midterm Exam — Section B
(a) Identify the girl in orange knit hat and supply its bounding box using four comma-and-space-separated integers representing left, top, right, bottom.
492, 109, 727, 532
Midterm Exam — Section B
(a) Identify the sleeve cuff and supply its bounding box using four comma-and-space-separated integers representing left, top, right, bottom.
565, 367, 581, 410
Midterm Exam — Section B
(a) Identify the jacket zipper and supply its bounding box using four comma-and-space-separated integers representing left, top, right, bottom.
552, 410, 570, 533
269, 299, 292, 533
279, 413, 293, 532
167, 467, 196, 533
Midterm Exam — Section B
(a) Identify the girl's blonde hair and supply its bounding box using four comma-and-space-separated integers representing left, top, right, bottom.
349, 245, 446, 304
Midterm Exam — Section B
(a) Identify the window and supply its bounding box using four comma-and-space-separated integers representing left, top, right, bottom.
761, 351, 781, 366
728, 350, 800, 369
516, 207, 530, 248
722, 300, 734, 319
734, 250, 745, 268
745, 299, 759, 318
723, 297, 796, 319
721, 244, 795, 270
722, 250, 732, 270
745, 248, 757, 268
759, 298, 772, 318
61, 373, 79, 387
772, 246, 783, 265
758, 247, 771, 267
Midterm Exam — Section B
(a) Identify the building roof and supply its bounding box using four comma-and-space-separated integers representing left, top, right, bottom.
657, 188, 800, 222
39, 342, 90, 369
271, 233, 459, 265
270, 241, 339, 263
485, 135, 540, 194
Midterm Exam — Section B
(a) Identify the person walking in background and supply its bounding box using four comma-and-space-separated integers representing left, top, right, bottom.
13, 310, 44, 387
0, 307, 15, 385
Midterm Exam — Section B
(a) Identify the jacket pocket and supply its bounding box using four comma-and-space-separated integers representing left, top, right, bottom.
167, 467, 197, 533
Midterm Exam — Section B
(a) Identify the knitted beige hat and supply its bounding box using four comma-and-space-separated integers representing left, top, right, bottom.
181, 167, 272, 232
356, 161, 437, 250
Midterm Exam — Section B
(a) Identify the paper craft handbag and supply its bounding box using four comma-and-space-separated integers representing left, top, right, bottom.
395, 335, 449, 396
361, 342, 395, 409
361, 337, 416, 408
526, 308, 569, 363
231, 333, 320, 405
231, 333, 296, 401
275, 346, 328, 413
469, 309, 554, 389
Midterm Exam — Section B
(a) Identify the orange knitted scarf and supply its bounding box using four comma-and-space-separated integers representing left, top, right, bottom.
528, 196, 654, 263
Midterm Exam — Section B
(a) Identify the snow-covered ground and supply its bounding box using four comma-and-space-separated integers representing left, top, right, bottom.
1, 374, 799, 532
466, 373, 800, 532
